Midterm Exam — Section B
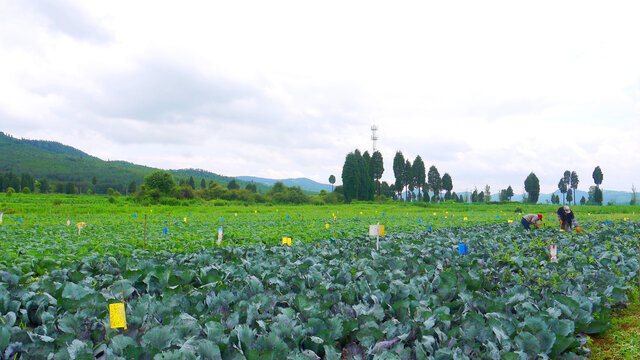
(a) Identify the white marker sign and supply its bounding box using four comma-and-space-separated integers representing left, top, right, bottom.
217, 226, 223, 245
549, 244, 558, 263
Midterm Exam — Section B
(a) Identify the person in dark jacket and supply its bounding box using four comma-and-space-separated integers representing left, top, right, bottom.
557, 205, 581, 232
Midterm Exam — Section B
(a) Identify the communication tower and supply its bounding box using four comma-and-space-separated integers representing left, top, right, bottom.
371, 124, 378, 152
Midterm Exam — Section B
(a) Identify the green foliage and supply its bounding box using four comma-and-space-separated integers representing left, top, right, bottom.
227, 179, 239, 190
392, 151, 405, 200
525, 172, 540, 203
128, 181, 137, 194
371, 151, 384, 195
558, 177, 568, 204
65, 181, 76, 194
427, 165, 441, 202
593, 166, 603, 186
342, 151, 359, 203
21, 186, 31, 194
245, 183, 257, 193
145, 170, 176, 194
412, 156, 426, 200
5, 187, 14, 196
0, 199, 638, 358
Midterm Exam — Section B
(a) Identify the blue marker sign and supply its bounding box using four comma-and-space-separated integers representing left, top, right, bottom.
458, 243, 469, 255
163, 227, 168, 235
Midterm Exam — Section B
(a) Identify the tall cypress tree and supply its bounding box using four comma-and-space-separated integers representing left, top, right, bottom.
427, 166, 441, 202
441, 173, 453, 200
392, 151, 405, 201
341, 151, 359, 203
412, 156, 426, 201
361, 151, 374, 201
524, 172, 540, 204
371, 151, 384, 198
570, 171, 579, 205
404, 159, 412, 202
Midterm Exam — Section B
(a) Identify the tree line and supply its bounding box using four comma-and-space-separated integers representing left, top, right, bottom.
137, 171, 344, 205
337, 150, 617, 205
339, 149, 465, 203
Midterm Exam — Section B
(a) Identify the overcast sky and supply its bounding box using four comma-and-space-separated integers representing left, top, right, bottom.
1, 1, 639, 193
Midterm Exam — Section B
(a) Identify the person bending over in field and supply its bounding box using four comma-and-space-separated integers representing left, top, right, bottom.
521, 213, 542, 230
557, 205, 581, 232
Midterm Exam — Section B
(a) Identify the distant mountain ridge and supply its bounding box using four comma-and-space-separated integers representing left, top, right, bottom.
0, 132, 308, 194
454, 189, 634, 205
236, 176, 332, 193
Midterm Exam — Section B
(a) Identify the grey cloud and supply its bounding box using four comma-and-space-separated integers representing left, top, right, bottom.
90, 61, 265, 123
28, 1, 110, 43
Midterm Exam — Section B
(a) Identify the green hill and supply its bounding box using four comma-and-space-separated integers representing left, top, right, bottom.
0, 132, 266, 194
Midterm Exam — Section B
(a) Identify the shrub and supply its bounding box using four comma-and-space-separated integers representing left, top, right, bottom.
22, 187, 31, 194
108, 197, 116, 204
6, 187, 14, 197
159, 197, 181, 206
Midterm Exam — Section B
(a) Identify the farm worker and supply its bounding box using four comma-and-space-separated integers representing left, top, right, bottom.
521, 214, 542, 230
557, 205, 581, 232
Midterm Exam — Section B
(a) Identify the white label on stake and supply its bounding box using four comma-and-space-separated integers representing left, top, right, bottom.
369, 225, 382, 237
550, 244, 558, 263
217, 226, 223, 245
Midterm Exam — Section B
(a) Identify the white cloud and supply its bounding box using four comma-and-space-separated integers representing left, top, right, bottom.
0, 0, 639, 192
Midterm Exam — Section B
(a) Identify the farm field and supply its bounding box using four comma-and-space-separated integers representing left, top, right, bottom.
1, 194, 639, 359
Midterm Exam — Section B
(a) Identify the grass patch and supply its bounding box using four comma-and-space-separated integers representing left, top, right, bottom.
589, 286, 640, 360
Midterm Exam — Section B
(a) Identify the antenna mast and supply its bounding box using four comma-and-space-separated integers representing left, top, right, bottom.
371, 124, 378, 152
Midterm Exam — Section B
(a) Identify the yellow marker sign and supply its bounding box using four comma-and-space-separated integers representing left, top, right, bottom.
508, 220, 513, 223
380, 225, 385, 236
235, 213, 237, 217
360, 212, 363, 215
183, 217, 187, 222
150, 209, 153, 213
254, 210, 257, 214
282, 237, 292, 246
325, 223, 330, 229
433, 212, 437, 215
463, 217, 468, 221
76, 222, 87, 234
109, 303, 127, 329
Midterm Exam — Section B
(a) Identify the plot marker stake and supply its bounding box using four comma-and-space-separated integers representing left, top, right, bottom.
143, 214, 147, 249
